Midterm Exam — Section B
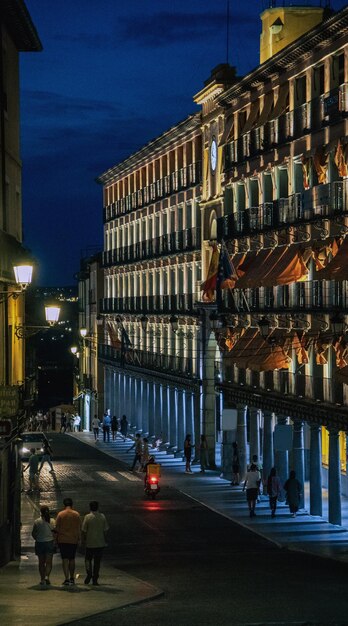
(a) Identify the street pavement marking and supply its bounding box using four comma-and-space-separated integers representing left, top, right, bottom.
117, 471, 142, 482
96, 471, 118, 482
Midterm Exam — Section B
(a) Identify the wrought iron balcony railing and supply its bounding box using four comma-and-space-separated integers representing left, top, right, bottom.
222, 368, 345, 407
223, 280, 348, 313
103, 161, 202, 222
100, 293, 196, 315
224, 83, 348, 167
217, 180, 348, 241
98, 343, 198, 380
103, 227, 201, 267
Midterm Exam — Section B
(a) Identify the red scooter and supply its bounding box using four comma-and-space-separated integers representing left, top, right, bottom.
144, 457, 161, 499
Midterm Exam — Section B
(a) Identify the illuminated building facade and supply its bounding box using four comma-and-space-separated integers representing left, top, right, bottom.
98, 115, 205, 457
0, 0, 41, 565
210, 4, 348, 525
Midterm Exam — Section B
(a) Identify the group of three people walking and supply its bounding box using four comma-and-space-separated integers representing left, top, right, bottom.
31, 498, 109, 587
233, 443, 302, 518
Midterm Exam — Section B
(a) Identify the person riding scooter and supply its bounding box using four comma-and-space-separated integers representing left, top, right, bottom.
144, 455, 161, 498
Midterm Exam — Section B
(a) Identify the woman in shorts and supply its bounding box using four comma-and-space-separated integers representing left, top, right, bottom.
31, 505, 56, 585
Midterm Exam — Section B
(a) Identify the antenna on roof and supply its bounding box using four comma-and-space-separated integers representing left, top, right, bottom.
226, 0, 230, 65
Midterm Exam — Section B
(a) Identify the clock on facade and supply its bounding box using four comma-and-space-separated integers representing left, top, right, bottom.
210, 138, 217, 172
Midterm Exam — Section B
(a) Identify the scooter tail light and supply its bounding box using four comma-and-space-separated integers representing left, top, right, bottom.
150, 476, 158, 483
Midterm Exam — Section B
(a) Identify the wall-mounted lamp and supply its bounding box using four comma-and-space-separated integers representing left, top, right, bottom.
170, 315, 179, 333
0, 263, 34, 303
15, 304, 61, 339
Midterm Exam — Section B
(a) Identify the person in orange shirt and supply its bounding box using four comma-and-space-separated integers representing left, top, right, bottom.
55, 498, 81, 586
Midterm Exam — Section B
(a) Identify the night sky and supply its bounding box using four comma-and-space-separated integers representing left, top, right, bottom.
20, 0, 348, 285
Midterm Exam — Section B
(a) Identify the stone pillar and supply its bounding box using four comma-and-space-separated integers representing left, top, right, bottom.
236, 405, 247, 480
154, 383, 162, 438
148, 383, 155, 438
142, 381, 149, 434
177, 390, 185, 453
274, 415, 289, 487
293, 420, 305, 509
309, 424, 322, 516
249, 407, 260, 463
134, 379, 141, 430
169, 387, 178, 448
222, 429, 234, 479
328, 428, 342, 525
202, 334, 217, 467
162, 386, 169, 443
262, 411, 274, 485
185, 392, 194, 441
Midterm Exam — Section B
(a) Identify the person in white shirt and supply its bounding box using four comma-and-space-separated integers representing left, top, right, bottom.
243, 464, 261, 518
82, 501, 109, 585
31, 506, 56, 585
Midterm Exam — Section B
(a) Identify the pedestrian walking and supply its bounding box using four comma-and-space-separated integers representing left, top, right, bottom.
284, 470, 302, 517
92, 415, 100, 441
242, 463, 261, 517
55, 498, 81, 586
31, 505, 56, 586
23, 448, 40, 493
199, 434, 209, 473
111, 415, 119, 441
184, 434, 194, 473
38, 440, 54, 474
120, 414, 128, 441
266, 467, 282, 518
102, 411, 111, 442
82, 501, 109, 586
73, 414, 81, 432
231, 441, 240, 486
127, 433, 142, 471
60, 413, 67, 433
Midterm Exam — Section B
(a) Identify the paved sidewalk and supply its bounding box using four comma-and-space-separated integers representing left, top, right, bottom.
0, 487, 162, 626
70, 431, 348, 565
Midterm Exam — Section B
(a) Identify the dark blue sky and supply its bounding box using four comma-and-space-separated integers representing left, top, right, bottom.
20, 0, 347, 285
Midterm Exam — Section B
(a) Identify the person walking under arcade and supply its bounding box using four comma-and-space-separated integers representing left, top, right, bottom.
284, 470, 302, 518
243, 463, 261, 517
267, 467, 282, 518
184, 434, 194, 474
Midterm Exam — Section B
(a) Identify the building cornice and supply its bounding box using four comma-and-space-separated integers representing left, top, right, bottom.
217, 6, 348, 106
97, 113, 201, 185
2, 0, 42, 51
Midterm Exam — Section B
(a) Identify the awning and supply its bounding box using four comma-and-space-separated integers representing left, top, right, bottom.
224, 328, 259, 369
268, 83, 289, 121
242, 100, 260, 134
243, 329, 292, 372
234, 245, 309, 289
318, 236, 348, 280
225, 328, 292, 371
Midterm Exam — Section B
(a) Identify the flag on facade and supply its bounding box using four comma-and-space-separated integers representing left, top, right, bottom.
201, 244, 219, 301
216, 241, 236, 291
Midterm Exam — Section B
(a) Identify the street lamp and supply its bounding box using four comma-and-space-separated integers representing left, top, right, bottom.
70, 345, 78, 355
0, 262, 34, 302
258, 316, 271, 339
15, 304, 61, 339
80, 327, 88, 338
140, 315, 148, 332
170, 315, 179, 333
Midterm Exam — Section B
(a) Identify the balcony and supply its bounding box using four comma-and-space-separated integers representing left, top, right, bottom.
103, 161, 202, 222
100, 293, 197, 315
102, 226, 201, 267
222, 368, 345, 407
98, 343, 198, 380
217, 180, 348, 241
224, 83, 348, 168
223, 279, 348, 314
